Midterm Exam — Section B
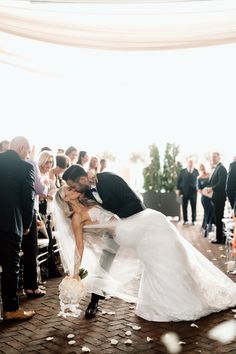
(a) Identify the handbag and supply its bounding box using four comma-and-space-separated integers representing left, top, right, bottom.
202, 187, 213, 199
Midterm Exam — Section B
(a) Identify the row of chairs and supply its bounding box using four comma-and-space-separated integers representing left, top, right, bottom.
223, 218, 236, 274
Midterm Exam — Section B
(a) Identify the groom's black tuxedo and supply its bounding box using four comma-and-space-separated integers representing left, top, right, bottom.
86, 172, 145, 218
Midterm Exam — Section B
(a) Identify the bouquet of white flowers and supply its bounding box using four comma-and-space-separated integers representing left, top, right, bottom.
58, 269, 88, 318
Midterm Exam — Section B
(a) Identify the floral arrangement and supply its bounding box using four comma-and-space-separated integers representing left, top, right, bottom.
58, 269, 88, 318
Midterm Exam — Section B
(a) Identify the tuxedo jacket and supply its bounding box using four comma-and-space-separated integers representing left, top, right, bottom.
85, 172, 145, 218
0, 150, 35, 236
226, 161, 236, 210
208, 162, 227, 202
177, 168, 199, 196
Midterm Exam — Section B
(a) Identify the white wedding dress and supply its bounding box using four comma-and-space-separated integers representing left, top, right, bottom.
54, 202, 236, 322
85, 207, 236, 322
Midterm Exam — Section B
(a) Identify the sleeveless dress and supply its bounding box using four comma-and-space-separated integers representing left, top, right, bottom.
86, 207, 236, 322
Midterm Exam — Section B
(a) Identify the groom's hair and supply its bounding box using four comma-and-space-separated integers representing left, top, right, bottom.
62, 164, 87, 182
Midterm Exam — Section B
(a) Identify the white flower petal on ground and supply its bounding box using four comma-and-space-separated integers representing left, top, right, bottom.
160, 332, 181, 354
232, 309, 236, 313
124, 339, 132, 345
190, 323, 198, 328
81, 346, 91, 352
129, 306, 135, 310
146, 337, 153, 342
207, 319, 236, 344
125, 331, 132, 336
46, 337, 54, 341
67, 334, 75, 339
68, 340, 76, 345
107, 311, 116, 315
110, 339, 118, 345
132, 325, 141, 330
212, 258, 217, 261
178, 341, 186, 345
207, 250, 212, 253
101, 310, 107, 315
127, 323, 133, 327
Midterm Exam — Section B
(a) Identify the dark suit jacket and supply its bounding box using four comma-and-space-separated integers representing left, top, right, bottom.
86, 172, 145, 218
0, 150, 35, 236
226, 161, 236, 210
177, 168, 199, 196
208, 162, 227, 202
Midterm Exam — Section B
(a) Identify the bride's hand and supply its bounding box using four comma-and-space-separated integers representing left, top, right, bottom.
72, 274, 81, 280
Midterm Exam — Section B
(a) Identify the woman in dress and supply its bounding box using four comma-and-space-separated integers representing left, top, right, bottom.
54, 186, 236, 322
197, 163, 215, 236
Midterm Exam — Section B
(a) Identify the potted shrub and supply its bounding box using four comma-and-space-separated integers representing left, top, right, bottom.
142, 143, 162, 211
142, 142, 182, 219
160, 143, 182, 219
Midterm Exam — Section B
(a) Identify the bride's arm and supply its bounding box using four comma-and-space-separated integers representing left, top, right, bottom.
71, 213, 84, 269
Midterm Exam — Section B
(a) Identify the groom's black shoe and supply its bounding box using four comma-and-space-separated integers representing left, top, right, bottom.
85, 301, 99, 319
85, 293, 105, 319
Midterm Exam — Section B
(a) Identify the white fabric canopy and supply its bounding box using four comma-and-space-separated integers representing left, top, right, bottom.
0, 0, 236, 51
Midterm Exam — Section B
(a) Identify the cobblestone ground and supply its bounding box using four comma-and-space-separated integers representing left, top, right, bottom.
1, 222, 236, 354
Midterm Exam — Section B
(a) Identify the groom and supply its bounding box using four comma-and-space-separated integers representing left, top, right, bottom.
62, 164, 145, 318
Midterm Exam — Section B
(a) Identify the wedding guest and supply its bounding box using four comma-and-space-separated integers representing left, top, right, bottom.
65, 146, 78, 165
207, 152, 227, 244
49, 154, 70, 189
88, 156, 99, 174
197, 163, 215, 236
21, 158, 47, 298
0, 136, 35, 321
40, 146, 52, 152
38, 151, 61, 278
38, 150, 56, 217
176, 159, 199, 225
0, 139, 10, 152
77, 150, 89, 168
57, 148, 65, 155
226, 158, 236, 216
100, 158, 107, 172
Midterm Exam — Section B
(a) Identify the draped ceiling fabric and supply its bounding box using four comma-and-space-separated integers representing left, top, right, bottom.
0, 0, 236, 51
0, 0, 236, 74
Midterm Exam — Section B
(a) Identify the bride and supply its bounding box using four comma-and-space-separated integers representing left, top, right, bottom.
54, 185, 236, 322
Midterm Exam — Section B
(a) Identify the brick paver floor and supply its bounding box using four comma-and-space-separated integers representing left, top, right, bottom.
1, 222, 236, 354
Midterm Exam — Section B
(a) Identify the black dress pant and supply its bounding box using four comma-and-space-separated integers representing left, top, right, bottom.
212, 197, 226, 243
182, 192, 197, 222
21, 211, 38, 290
0, 232, 21, 312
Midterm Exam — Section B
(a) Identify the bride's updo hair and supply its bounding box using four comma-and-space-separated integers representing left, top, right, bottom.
55, 187, 74, 218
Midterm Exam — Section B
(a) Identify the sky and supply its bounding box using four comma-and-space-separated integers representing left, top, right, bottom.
0, 31, 236, 170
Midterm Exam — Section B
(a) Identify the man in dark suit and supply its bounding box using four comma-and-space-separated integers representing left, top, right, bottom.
207, 152, 227, 244
62, 164, 145, 318
0, 136, 35, 321
226, 159, 236, 216
176, 159, 199, 225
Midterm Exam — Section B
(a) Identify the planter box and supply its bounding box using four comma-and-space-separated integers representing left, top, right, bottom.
142, 191, 181, 219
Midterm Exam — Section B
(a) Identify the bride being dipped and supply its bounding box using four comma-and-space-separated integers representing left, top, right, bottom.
54, 184, 236, 322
